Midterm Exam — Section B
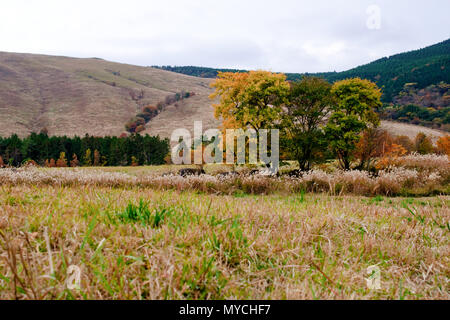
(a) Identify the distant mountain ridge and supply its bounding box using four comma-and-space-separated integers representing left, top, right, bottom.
154, 38, 450, 102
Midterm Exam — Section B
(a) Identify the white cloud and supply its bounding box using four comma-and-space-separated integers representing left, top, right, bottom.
0, 0, 448, 72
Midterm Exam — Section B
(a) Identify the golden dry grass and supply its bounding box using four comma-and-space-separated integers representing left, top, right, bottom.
1, 153, 448, 197
0, 166, 449, 300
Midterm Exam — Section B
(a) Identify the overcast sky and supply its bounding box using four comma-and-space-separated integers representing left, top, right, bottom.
0, 0, 449, 73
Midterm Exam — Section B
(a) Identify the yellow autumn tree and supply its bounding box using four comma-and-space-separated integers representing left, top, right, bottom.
210, 70, 290, 132
210, 71, 289, 165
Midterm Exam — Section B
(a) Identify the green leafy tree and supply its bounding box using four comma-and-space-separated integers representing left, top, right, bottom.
325, 78, 382, 170
281, 77, 334, 171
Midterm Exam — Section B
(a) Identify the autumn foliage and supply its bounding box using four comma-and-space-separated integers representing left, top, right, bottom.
355, 129, 393, 170
56, 152, 68, 168
210, 71, 289, 131
376, 143, 408, 170
436, 136, 450, 156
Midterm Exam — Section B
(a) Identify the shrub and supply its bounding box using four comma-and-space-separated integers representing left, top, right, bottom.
143, 105, 158, 113
125, 117, 146, 133
414, 133, 435, 154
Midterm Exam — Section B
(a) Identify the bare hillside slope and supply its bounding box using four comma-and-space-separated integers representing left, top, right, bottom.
0, 51, 213, 137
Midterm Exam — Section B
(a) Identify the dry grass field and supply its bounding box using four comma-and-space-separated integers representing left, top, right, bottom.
0, 158, 448, 300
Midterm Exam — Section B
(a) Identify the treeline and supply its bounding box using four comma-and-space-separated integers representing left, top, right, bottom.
152, 65, 333, 83
0, 133, 170, 167
152, 66, 247, 79
125, 90, 195, 133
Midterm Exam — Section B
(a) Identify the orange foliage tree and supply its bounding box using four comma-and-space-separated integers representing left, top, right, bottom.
393, 135, 414, 153
355, 129, 393, 170
436, 136, 450, 156
49, 159, 56, 168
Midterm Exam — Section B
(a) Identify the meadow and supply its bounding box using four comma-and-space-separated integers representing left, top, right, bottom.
0, 157, 448, 300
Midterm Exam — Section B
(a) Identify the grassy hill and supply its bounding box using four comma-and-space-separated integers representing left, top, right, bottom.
0, 51, 215, 138
154, 39, 450, 103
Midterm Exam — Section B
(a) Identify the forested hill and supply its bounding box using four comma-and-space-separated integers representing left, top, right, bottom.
324, 39, 450, 102
153, 38, 450, 102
